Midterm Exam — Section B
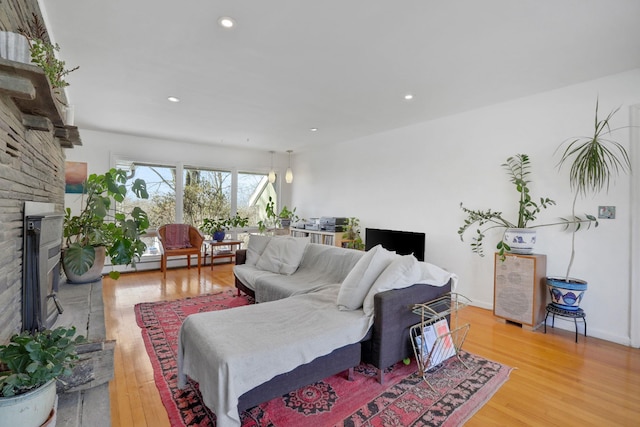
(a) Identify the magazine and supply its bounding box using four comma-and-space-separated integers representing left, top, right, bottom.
414, 318, 456, 369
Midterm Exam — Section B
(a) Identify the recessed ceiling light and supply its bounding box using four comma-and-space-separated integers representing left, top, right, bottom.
310, 128, 318, 132
167, 96, 180, 103
218, 17, 236, 28
404, 94, 414, 100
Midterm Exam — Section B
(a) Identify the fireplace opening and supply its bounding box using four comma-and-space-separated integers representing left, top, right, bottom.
23, 202, 64, 332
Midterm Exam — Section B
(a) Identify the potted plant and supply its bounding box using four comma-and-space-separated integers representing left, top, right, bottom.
63, 168, 150, 282
228, 213, 249, 230
0, 326, 85, 427
202, 218, 229, 242
459, 154, 597, 260
258, 197, 278, 233
17, 13, 78, 89
342, 217, 365, 250
278, 205, 298, 228
546, 100, 631, 310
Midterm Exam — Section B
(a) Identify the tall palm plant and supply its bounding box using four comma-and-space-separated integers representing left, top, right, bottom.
556, 99, 631, 279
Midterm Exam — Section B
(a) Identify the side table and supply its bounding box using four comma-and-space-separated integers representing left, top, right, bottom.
204, 240, 242, 268
543, 304, 587, 343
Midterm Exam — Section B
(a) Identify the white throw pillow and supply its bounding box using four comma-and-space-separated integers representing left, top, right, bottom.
246, 235, 272, 266
256, 236, 309, 275
337, 245, 396, 311
416, 261, 457, 290
362, 254, 422, 316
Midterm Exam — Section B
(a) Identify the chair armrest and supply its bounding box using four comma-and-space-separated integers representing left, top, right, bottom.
362, 280, 452, 371
236, 249, 247, 265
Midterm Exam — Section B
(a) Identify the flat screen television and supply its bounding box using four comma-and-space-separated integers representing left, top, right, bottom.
365, 228, 426, 261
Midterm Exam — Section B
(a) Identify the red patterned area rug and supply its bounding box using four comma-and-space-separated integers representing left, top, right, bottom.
135, 290, 512, 426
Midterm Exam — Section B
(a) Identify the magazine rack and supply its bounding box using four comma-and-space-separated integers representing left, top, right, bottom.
409, 292, 471, 392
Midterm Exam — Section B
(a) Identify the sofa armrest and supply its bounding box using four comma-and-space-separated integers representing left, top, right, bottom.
361, 280, 452, 376
236, 249, 247, 265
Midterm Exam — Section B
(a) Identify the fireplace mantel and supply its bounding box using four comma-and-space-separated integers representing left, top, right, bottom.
0, 57, 81, 147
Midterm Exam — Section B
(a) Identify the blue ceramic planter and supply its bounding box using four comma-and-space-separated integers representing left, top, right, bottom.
213, 231, 226, 242
546, 277, 588, 311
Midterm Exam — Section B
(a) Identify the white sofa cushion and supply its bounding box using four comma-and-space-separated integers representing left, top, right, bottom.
233, 264, 280, 292
256, 236, 309, 275
246, 235, 272, 266
337, 245, 396, 311
362, 254, 422, 316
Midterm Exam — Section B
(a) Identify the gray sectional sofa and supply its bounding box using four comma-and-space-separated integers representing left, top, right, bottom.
178, 235, 455, 427
233, 236, 454, 403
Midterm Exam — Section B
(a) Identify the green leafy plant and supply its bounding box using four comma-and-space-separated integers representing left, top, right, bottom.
258, 197, 278, 233
0, 327, 85, 397
63, 168, 150, 280
556, 99, 631, 279
28, 38, 79, 89
278, 205, 298, 228
459, 154, 597, 259
18, 13, 78, 89
201, 217, 229, 235
228, 213, 249, 229
342, 217, 365, 250
202, 214, 249, 236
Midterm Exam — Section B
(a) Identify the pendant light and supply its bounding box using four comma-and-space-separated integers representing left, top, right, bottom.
285, 150, 293, 184
268, 151, 276, 183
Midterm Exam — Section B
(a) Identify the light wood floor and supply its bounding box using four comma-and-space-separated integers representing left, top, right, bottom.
104, 265, 640, 426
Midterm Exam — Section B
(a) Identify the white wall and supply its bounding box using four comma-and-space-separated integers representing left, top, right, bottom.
293, 69, 640, 346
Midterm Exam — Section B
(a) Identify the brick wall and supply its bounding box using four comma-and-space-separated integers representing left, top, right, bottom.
0, 0, 66, 342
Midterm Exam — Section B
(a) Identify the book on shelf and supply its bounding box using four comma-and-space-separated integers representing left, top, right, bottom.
414, 318, 456, 369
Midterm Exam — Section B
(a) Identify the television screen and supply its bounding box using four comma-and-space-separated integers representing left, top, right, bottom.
365, 228, 426, 261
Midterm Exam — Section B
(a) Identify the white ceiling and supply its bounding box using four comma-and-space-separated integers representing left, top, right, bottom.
42, 0, 640, 153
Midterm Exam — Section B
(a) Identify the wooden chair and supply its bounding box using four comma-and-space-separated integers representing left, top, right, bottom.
158, 224, 204, 278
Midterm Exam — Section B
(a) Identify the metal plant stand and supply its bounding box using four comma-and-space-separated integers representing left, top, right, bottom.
544, 304, 587, 343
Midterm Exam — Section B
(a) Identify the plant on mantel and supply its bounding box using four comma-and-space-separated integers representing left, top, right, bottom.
18, 13, 78, 89
458, 153, 597, 260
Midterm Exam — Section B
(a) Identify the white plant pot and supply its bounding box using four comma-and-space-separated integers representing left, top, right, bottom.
62, 246, 106, 284
503, 228, 536, 254
0, 32, 31, 64
0, 379, 56, 427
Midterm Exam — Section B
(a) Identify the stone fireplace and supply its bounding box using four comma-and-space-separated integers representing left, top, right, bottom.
22, 202, 65, 332
1, 1, 67, 342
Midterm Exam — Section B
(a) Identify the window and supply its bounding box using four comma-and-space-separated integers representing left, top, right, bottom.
116, 163, 177, 228
237, 172, 276, 226
115, 161, 277, 254
115, 163, 177, 257
183, 167, 232, 227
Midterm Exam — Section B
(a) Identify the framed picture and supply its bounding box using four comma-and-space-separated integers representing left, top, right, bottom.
65, 161, 87, 193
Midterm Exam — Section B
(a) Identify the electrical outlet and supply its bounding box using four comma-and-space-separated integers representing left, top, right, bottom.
598, 206, 615, 219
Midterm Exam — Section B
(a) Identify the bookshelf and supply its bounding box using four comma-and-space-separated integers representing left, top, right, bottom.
289, 228, 346, 247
